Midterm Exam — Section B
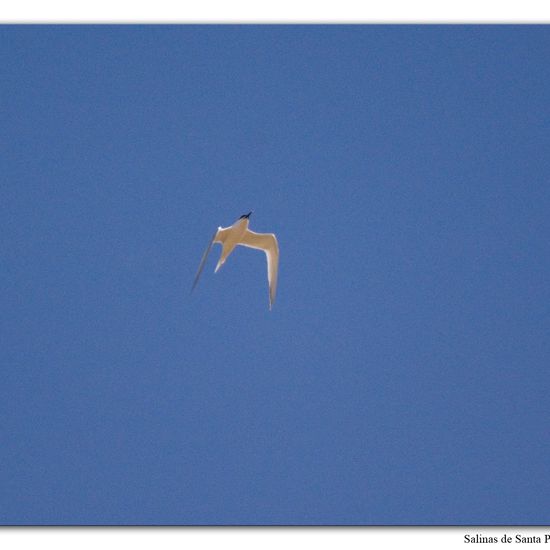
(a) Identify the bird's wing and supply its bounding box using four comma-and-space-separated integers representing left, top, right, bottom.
239, 230, 279, 309
191, 227, 230, 292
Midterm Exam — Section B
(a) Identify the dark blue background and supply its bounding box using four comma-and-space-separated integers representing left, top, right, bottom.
1, 25, 549, 524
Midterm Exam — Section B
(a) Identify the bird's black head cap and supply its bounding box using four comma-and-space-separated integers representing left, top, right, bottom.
239, 211, 253, 219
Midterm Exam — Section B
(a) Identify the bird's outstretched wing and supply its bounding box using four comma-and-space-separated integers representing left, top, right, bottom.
239, 230, 279, 309
191, 227, 230, 292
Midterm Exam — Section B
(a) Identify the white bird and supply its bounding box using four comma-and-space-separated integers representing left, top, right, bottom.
192, 212, 279, 310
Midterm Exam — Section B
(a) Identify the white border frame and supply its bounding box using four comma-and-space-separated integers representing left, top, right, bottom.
2, 0, 550, 23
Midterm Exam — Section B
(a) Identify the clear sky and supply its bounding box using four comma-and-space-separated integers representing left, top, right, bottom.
1, 25, 549, 525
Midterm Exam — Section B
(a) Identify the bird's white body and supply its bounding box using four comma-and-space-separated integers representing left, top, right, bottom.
213, 216, 250, 273
192, 214, 279, 310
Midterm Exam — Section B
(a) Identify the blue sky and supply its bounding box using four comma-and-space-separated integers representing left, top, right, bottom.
1, 25, 549, 525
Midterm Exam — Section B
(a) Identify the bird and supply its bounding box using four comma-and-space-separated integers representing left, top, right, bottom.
192, 211, 279, 310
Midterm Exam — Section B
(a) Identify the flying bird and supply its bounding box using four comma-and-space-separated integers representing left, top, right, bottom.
192, 212, 279, 310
